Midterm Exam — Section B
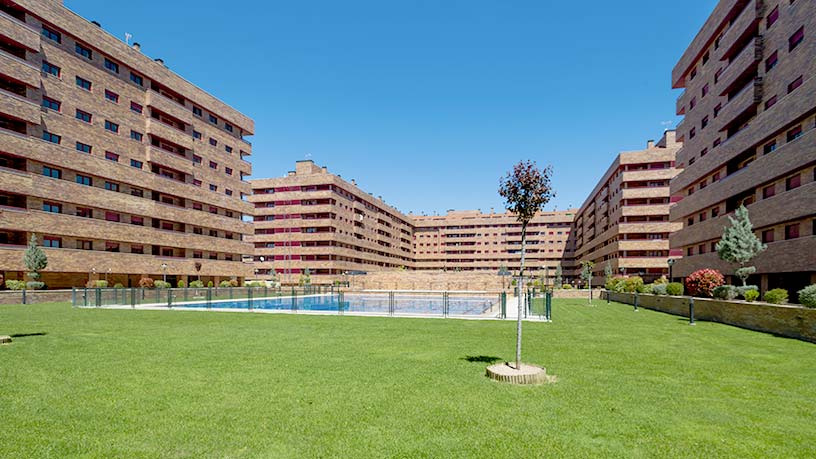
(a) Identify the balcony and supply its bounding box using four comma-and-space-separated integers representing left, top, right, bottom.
146, 146, 194, 176
0, 11, 39, 50
147, 90, 192, 125
0, 50, 39, 87
717, 36, 762, 97
0, 89, 39, 124
718, 0, 761, 62
675, 90, 686, 115
146, 118, 193, 150
716, 78, 761, 132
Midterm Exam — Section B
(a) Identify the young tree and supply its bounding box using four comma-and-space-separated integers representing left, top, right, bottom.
603, 261, 613, 284
554, 265, 562, 288
580, 260, 595, 304
715, 205, 766, 286
499, 160, 555, 370
24, 234, 48, 284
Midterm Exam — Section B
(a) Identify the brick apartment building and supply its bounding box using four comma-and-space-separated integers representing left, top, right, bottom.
573, 131, 682, 285
250, 160, 578, 285
0, 0, 255, 288
670, 0, 815, 297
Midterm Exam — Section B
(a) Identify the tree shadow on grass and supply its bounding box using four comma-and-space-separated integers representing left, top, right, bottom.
462, 355, 502, 364
10, 332, 47, 338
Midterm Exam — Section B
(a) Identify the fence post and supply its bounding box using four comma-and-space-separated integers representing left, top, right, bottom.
248, 287, 253, 311
606, 289, 610, 304
71, 287, 76, 307
95, 288, 101, 307
689, 297, 696, 326
634, 292, 639, 312
546, 291, 552, 321
501, 292, 507, 319
184, 287, 188, 303
22, 289, 26, 305
167, 289, 173, 308
207, 287, 212, 309
131, 288, 136, 308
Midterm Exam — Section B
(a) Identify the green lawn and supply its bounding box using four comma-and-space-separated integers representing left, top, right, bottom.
1, 300, 814, 458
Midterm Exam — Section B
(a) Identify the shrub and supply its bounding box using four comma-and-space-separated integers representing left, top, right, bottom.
562, 284, 572, 289
623, 276, 644, 293
177, 280, 187, 288
743, 289, 759, 302
713, 285, 738, 300
764, 288, 788, 304
189, 280, 204, 288
666, 283, 684, 296
154, 280, 171, 289
797, 285, 816, 308
93, 280, 108, 288
605, 276, 628, 293
207, 281, 214, 288
651, 283, 668, 295
685, 269, 724, 298
26, 281, 45, 290
113, 283, 125, 289
736, 285, 758, 299
219, 280, 232, 288
653, 275, 669, 285
229, 279, 239, 287
636, 283, 651, 294
139, 277, 155, 289
246, 281, 264, 288
5, 280, 25, 290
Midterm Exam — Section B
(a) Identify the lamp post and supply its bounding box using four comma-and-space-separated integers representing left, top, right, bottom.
161, 263, 168, 283
667, 258, 676, 282
89, 267, 96, 286
105, 268, 111, 284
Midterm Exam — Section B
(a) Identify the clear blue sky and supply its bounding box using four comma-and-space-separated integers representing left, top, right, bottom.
67, 0, 717, 214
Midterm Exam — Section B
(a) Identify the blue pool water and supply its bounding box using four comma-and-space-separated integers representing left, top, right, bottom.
173, 293, 497, 316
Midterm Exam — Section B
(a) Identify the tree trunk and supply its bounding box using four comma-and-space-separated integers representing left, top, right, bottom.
516, 224, 526, 370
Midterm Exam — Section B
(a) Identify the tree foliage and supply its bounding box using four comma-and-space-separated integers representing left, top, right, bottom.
715, 205, 766, 285
23, 234, 48, 280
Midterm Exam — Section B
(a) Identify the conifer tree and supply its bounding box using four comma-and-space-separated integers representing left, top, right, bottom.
715, 205, 766, 286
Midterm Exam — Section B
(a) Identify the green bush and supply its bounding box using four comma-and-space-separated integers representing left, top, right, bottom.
798, 285, 816, 308
207, 281, 214, 288
743, 289, 759, 302
113, 283, 125, 289
25, 281, 45, 290
246, 281, 264, 288
665, 283, 684, 296
177, 280, 187, 288
651, 283, 668, 295
713, 285, 738, 300
229, 279, 239, 287
636, 283, 651, 294
219, 280, 232, 288
623, 276, 644, 293
763, 288, 788, 304
5, 280, 25, 290
736, 285, 758, 299
94, 280, 108, 288
189, 280, 204, 288
562, 284, 572, 289
154, 280, 171, 289
653, 275, 669, 285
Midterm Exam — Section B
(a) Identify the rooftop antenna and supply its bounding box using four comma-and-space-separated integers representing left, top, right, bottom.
124, 32, 132, 45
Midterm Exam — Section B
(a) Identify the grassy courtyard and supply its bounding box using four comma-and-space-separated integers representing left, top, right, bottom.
1, 300, 814, 458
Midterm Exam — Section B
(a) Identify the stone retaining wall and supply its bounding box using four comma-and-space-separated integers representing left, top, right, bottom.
0, 289, 74, 305
606, 291, 816, 343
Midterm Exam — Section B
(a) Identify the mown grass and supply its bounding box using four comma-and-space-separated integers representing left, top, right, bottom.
1, 300, 814, 458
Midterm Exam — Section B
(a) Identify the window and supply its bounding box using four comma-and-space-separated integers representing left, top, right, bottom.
104, 58, 119, 73
789, 27, 804, 51
785, 223, 800, 240
42, 131, 61, 144
131, 188, 143, 197
765, 95, 777, 110
764, 141, 777, 154
43, 236, 61, 248
131, 216, 144, 226
225, 145, 233, 153
689, 97, 696, 110
711, 207, 720, 218
78, 240, 93, 250
765, 51, 778, 72
767, 6, 779, 28
104, 90, 119, 103
700, 148, 708, 157
130, 102, 143, 114
192, 179, 202, 187
701, 84, 709, 97
786, 174, 801, 190
193, 202, 202, 210
715, 67, 723, 83
105, 181, 119, 192
690, 67, 697, 81
192, 130, 202, 140
209, 184, 217, 192
42, 166, 61, 179
225, 189, 233, 196
225, 167, 233, 176
76, 207, 92, 218
209, 114, 217, 124
42, 96, 60, 111
42, 202, 61, 213
689, 127, 696, 139
104, 120, 119, 133
714, 103, 722, 118
105, 242, 120, 252
209, 138, 217, 146
686, 247, 693, 256
76, 174, 92, 186
42, 61, 60, 77
192, 154, 202, 164
104, 151, 119, 162
131, 244, 144, 254
130, 72, 143, 86
41, 26, 61, 43
130, 159, 143, 169
209, 206, 217, 214
209, 161, 218, 169
788, 76, 803, 93
76, 142, 92, 153
193, 227, 203, 235
787, 126, 802, 142
701, 116, 708, 129
193, 106, 202, 117
225, 123, 233, 132
763, 185, 775, 199
75, 43, 92, 59
76, 76, 92, 91
193, 251, 202, 258
761, 229, 774, 243
130, 130, 143, 142
75, 109, 92, 123
105, 211, 120, 222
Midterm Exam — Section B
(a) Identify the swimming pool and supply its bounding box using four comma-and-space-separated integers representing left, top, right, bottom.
172, 293, 499, 317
